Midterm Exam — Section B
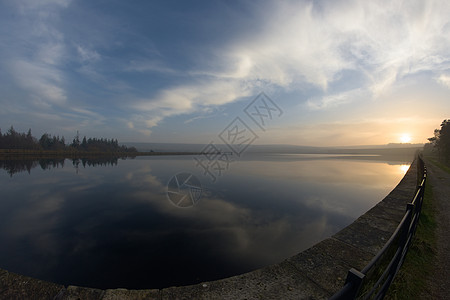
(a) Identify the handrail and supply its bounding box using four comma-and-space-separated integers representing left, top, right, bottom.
360, 210, 411, 274
330, 156, 427, 300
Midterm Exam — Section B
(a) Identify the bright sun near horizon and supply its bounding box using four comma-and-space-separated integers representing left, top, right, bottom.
400, 134, 412, 144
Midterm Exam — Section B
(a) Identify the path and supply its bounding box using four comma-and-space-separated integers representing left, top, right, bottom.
423, 159, 450, 299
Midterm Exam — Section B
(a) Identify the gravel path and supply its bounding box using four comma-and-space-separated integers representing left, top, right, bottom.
423, 159, 450, 300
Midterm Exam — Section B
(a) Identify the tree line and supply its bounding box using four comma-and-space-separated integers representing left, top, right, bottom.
0, 126, 137, 153
426, 119, 450, 163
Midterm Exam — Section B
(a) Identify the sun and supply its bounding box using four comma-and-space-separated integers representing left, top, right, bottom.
400, 134, 412, 143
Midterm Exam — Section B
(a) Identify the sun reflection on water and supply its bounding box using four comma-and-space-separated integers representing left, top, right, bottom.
399, 164, 410, 174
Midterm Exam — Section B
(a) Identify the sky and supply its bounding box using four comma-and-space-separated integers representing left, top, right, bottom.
0, 0, 449, 147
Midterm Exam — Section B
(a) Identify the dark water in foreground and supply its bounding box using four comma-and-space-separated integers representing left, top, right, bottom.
0, 154, 410, 289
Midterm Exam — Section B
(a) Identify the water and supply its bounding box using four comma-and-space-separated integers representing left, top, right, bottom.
0, 154, 411, 289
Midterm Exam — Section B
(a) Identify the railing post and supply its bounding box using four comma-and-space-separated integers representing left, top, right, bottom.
344, 268, 365, 299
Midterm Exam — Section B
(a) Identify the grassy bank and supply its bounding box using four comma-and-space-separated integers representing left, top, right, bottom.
384, 180, 437, 299
425, 155, 450, 174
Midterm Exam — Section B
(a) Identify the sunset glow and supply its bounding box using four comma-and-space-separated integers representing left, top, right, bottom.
400, 134, 412, 144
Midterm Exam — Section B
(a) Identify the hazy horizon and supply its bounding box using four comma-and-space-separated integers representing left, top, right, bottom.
123, 141, 423, 154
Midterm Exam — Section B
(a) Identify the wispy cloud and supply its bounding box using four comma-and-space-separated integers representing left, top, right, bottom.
76, 45, 101, 63
16, 0, 70, 11
184, 110, 217, 125
437, 73, 450, 88
11, 60, 67, 105
307, 88, 368, 110
131, 79, 252, 129
125, 60, 177, 74
4, 1, 70, 108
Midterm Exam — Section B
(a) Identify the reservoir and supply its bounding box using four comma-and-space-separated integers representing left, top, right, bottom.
0, 153, 411, 289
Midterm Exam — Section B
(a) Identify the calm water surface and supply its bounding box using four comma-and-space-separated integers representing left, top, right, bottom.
0, 154, 411, 289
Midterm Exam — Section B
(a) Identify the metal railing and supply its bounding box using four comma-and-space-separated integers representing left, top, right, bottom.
330, 157, 427, 300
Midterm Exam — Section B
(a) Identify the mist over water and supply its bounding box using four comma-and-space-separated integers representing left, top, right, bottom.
0, 154, 411, 289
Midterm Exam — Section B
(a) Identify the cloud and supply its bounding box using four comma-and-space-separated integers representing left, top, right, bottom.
76, 45, 101, 63
307, 88, 368, 110
128, 0, 450, 131
240, 0, 450, 96
229, 2, 350, 89
132, 79, 252, 129
3, 1, 70, 108
125, 60, 177, 74
11, 60, 67, 105
36, 43, 65, 66
16, 0, 70, 11
70, 107, 103, 119
138, 129, 152, 136
437, 73, 450, 88
184, 111, 217, 125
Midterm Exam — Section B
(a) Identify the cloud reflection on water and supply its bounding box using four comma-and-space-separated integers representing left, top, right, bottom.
0, 155, 411, 289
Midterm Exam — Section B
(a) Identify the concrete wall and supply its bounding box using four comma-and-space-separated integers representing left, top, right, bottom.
0, 160, 418, 300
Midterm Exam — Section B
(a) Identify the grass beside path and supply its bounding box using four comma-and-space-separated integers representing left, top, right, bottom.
426, 156, 450, 174
385, 180, 437, 299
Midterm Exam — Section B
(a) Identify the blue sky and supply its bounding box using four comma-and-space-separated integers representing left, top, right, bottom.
1, 0, 450, 146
